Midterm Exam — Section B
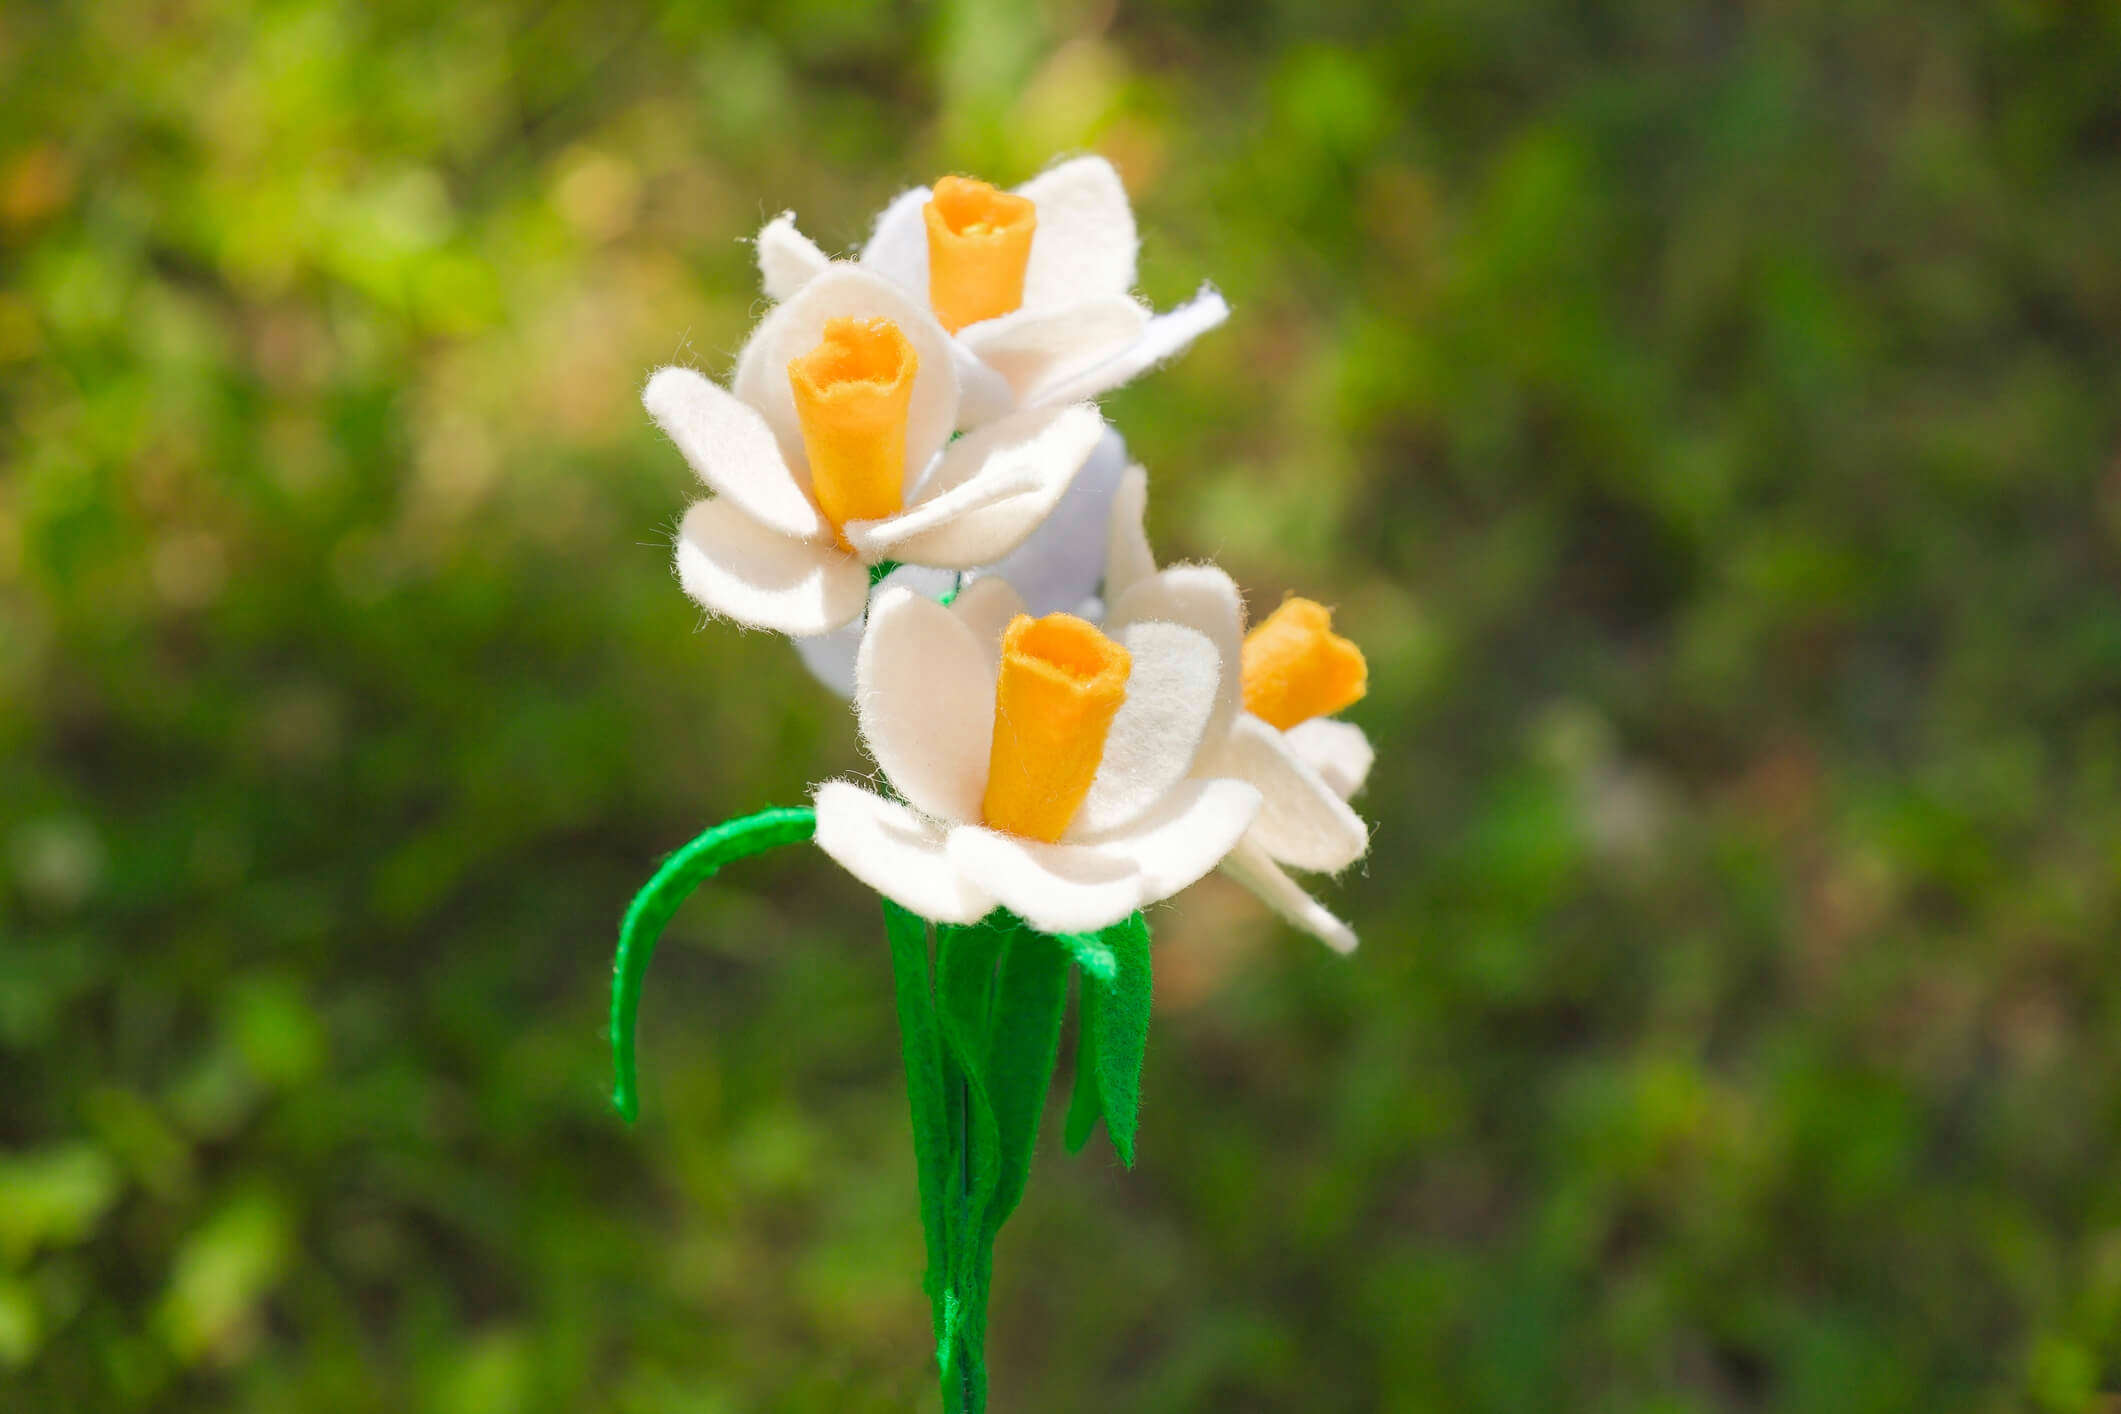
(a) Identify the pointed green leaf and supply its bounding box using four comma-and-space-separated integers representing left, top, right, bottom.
982, 923, 1071, 1233
882, 900, 951, 1324
1064, 978, 1104, 1154
1091, 912, 1152, 1166
934, 917, 1007, 1412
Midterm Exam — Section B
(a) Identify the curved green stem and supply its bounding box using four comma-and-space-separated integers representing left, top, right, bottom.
610, 806, 816, 1122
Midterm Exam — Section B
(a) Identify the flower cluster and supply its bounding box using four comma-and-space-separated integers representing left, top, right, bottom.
644, 156, 1375, 949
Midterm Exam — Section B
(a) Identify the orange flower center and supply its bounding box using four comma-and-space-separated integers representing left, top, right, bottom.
1241, 598, 1367, 730
923, 175, 1037, 333
981, 613, 1132, 843
786, 316, 918, 540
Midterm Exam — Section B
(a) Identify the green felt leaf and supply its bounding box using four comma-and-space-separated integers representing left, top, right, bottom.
1091, 912, 1153, 1167
982, 923, 1071, 1234
881, 900, 950, 1327
607, 806, 815, 1123
1053, 927, 1118, 983
934, 918, 1006, 1413
1064, 978, 1104, 1155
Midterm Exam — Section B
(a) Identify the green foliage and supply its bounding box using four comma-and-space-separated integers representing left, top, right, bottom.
7, 0, 2121, 1409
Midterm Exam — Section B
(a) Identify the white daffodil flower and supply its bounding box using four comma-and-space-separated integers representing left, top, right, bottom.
790, 424, 1133, 696
812, 581, 1262, 935
1102, 466, 1375, 952
645, 265, 1104, 637
753, 156, 1229, 430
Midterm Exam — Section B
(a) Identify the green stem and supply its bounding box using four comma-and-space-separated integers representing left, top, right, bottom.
608, 805, 816, 1122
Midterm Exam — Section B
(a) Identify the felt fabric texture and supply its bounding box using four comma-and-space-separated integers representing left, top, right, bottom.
1241, 596, 1369, 730
947, 344, 1017, 429
1285, 715, 1375, 801
944, 825, 1144, 935
860, 157, 1138, 314
858, 182, 936, 300
1089, 470, 1378, 951
955, 296, 1148, 405
945, 575, 1026, 666
644, 366, 828, 540
1070, 619, 1220, 835
607, 805, 818, 1122
812, 782, 996, 924
1104, 563, 1246, 749
976, 424, 1129, 619
841, 402, 1103, 568
1087, 778, 1262, 899
980, 613, 1133, 843
1102, 462, 1157, 603
1032, 285, 1231, 410
1064, 984, 1105, 1154
855, 588, 998, 823
945, 778, 1260, 934
1012, 157, 1138, 307
733, 265, 959, 485
673, 498, 871, 636
649, 268, 1111, 636
1221, 837, 1359, 955
1079, 910, 1152, 1165
827, 582, 1261, 934
891, 906, 1141, 1412
786, 315, 921, 532
981, 924, 1073, 1229
922, 176, 1038, 333
881, 899, 952, 1336
792, 563, 954, 698
1200, 712, 1370, 874
934, 920, 1002, 1412
755, 159, 1221, 429
755, 211, 830, 303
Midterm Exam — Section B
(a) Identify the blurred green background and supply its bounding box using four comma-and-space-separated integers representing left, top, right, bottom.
8, 0, 2121, 1409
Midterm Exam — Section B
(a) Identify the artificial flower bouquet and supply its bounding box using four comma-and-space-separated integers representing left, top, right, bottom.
610, 156, 1375, 1410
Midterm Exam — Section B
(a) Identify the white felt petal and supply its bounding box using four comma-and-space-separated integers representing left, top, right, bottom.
1104, 564, 1246, 746
977, 424, 1128, 617
950, 341, 1018, 428
756, 212, 830, 302
1067, 620, 1220, 838
1221, 839, 1358, 954
731, 264, 959, 478
1037, 285, 1230, 408
813, 781, 995, 925
854, 587, 995, 825
1015, 156, 1137, 309
793, 621, 863, 699
643, 366, 826, 542
791, 564, 955, 699
846, 403, 1102, 569
947, 575, 1026, 662
673, 499, 869, 635
858, 183, 934, 297
957, 297, 1148, 404
1206, 714, 1371, 874
1090, 778, 1261, 906
1103, 463, 1155, 602
1284, 717, 1376, 801
945, 824, 1143, 936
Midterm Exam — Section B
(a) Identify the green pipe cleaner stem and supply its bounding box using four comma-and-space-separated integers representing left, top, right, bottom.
608, 805, 816, 1122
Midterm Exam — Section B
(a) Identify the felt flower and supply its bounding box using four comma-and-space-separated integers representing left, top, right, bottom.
812, 580, 1263, 934
645, 265, 1105, 637
754, 157, 1228, 429
791, 425, 1133, 696
1102, 467, 1375, 952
